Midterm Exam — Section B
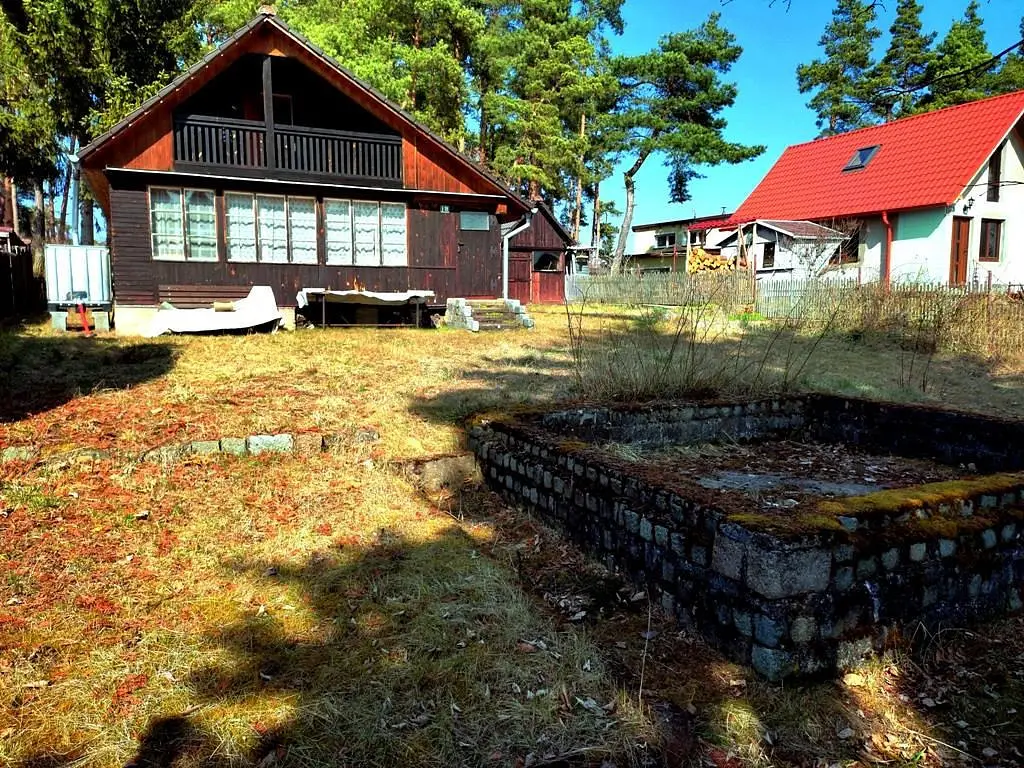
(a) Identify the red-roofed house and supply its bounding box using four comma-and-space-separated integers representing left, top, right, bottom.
629, 213, 733, 272
728, 90, 1024, 286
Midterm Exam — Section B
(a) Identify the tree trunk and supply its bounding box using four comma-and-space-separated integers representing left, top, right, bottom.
527, 178, 541, 202
590, 184, 601, 272
11, 181, 21, 237
80, 195, 94, 245
571, 113, 586, 241
1, 175, 12, 228
45, 182, 56, 241
58, 139, 75, 243
610, 151, 649, 274
32, 182, 45, 277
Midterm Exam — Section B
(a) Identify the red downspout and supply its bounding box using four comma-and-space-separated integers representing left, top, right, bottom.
881, 211, 893, 287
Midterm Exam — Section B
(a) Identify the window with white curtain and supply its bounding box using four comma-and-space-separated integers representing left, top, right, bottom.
326, 199, 406, 266
257, 195, 288, 263
184, 190, 217, 261
225, 193, 257, 263
353, 201, 380, 266
324, 199, 353, 265
150, 188, 186, 261
289, 197, 317, 265
380, 203, 407, 266
150, 187, 219, 261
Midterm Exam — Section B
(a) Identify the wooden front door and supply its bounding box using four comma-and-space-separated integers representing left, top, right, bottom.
949, 216, 970, 286
508, 255, 531, 303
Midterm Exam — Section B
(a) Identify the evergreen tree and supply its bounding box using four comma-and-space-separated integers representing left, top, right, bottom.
796, 0, 882, 135
922, 1, 993, 110
609, 14, 762, 272
991, 17, 1024, 95
870, 0, 935, 120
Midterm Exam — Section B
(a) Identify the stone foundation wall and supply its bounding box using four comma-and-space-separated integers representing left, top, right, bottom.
469, 396, 1024, 680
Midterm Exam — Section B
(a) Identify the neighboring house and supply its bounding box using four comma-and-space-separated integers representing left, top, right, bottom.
77, 9, 533, 334
504, 203, 574, 304
629, 213, 732, 272
728, 90, 1024, 287
717, 220, 849, 280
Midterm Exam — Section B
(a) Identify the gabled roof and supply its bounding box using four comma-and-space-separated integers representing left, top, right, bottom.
758, 220, 848, 239
730, 90, 1024, 223
79, 10, 527, 211
632, 212, 734, 232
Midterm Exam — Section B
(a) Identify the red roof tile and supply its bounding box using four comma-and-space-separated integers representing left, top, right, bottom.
687, 216, 732, 231
730, 90, 1024, 224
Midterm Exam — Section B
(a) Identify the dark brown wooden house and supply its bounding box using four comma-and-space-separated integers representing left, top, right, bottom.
505, 203, 573, 304
78, 9, 531, 333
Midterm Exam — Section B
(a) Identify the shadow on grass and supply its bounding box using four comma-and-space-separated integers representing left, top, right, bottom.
0, 333, 177, 423
52, 525, 638, 768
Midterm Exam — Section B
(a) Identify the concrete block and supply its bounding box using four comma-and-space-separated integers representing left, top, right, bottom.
746, 544, 831, 599
711, 535, 745, 581
751, 645, 796, 681
754, 614, 786, 647
188, 440, 221, 455
247, 434, 294, 454
220, 437, 247, 456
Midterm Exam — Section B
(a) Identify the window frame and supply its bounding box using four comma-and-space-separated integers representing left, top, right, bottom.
843, 145, 880, 172
459, 211, 490, 231
987, 143, 1004, 202
287, 195, 318, 265
149, 186, 219, 262
324, 197, 355, 266
655, 232, 677, 249
762, 241, 776, 269
225, 191, 258, 263
979, 218, 1002, 263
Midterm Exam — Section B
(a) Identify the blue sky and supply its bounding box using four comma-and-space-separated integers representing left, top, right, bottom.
606, 0, 1024, 249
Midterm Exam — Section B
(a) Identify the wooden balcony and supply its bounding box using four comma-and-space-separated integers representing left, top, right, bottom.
172, 115, 403, 186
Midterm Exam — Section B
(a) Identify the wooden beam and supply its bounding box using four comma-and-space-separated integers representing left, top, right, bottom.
263, 55, 276, 171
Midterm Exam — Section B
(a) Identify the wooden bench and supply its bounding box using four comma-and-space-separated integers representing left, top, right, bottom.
158, 284, 253, 309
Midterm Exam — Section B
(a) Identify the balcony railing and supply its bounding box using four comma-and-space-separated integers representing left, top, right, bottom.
172, 115, 403, 184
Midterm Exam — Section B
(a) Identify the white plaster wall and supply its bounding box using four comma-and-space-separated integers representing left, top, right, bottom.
889, 209, 951, 284
959, 124, 1024, 285
632, 229, 659, 253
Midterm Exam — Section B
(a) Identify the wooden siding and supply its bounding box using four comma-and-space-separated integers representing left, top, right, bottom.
509, 208, 570, 252
84, 21, 518, 215
108, 178, 502, 307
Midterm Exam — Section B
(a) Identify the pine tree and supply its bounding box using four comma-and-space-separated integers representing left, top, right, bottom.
869, 0, 935, 120
796, 0, 882, 135
991, 17, 1024, 95
923, 1, 993, 110
609, 14, 762, 272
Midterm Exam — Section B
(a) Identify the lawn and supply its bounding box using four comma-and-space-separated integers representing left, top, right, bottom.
1, 309, 1023, 767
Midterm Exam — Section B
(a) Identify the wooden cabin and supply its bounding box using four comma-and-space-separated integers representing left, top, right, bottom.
506, 204, 573, 304
78, 9, 531, 334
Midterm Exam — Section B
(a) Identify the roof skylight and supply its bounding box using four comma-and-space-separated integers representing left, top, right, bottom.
844, 145, 880, 171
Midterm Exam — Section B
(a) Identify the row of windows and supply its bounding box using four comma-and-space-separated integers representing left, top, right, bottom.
149, 187, 451, 266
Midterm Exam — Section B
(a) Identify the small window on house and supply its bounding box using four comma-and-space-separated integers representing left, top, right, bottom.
325, 199, 407, 266
843, 145, 880, 171
324, 199, 353, 265
533, 252, 560, 272
829, 229, 860, 265
987, 143, 1004, 202
150, 187, 217, 261
980, 219, 1002, 262
257, 195, 288, 263
460, 211, 490, 231
288, 197, 318, 265
225, 192, 257, 263
762, 241, 776, 269
655, 232, 676, 248
689, 230, 703, 246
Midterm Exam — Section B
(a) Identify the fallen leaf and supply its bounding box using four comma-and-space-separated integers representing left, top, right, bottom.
843, 672, 866, 687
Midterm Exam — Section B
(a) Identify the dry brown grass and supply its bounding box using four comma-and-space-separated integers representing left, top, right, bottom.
1, 310, 1023, 767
